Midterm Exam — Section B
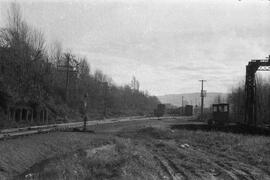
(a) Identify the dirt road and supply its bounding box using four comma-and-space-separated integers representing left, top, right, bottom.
1, 117, 270, 179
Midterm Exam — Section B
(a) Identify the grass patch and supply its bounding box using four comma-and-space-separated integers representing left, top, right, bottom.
1, 121, 270, 179
17, 138, 163, 180
0, 132, 111, 178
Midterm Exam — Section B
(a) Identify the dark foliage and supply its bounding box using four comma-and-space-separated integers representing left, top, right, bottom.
228, 76, 270, 125
0, 3, 160, 126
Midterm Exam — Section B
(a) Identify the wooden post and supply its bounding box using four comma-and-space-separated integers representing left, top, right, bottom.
26, 110, 29, 122
12, 109, 15, 122
7, 107, 10, 121
46, 110, 49, 124
42, 110, 45, 124
31, 109, 34, 123
37, 109, 40, 124
19, 108, 23, 122
40, 110, 42, 124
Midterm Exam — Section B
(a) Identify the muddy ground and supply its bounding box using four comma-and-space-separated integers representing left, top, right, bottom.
1, 117, 270, 180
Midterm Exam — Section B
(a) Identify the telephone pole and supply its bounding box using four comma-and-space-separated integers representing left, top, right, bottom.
65, 55, 70, 100
199, 80, 206, 121
103, 82, 109, 119
182, 96, 184, 115
83, 93, 88, 131
57, 53, 79, 101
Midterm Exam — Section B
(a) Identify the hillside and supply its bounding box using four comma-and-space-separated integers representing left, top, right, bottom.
158, 92, 228, 107
0, 3, 160, 128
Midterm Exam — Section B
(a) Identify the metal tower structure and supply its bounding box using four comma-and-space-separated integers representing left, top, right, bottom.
245, 55, 270, 126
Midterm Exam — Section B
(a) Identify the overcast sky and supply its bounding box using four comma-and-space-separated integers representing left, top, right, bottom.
1, 0, 270, 96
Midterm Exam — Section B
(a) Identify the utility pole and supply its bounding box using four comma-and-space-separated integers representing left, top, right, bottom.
57, 53, 79, 101
65, 55, 70, 101
83, 93, 88, 131
182, 96, 184, 115
103, 82, 109, 119
199, 80, 206, 121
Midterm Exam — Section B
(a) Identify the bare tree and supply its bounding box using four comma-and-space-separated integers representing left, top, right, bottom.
0, 2, 47, 100
94, 69, 107, 82
131, 76, 140, 91
0, 2, 161, 127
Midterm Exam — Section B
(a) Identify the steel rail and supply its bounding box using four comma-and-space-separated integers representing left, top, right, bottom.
0, 116, 185, 140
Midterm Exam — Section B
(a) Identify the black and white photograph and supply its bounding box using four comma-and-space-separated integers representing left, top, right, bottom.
0, 0, 270, 179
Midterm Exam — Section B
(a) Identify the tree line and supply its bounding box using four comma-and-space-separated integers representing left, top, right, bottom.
0, 3, 160, 127
227, 75, 270, 125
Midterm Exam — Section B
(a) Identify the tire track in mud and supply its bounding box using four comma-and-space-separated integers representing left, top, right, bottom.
193, 146, 270, 180
151, 142, 203, 180
154, 156, 172, 180
149, 139, 270, 180
188, 149, 258, 180
237, 166, 257, 180
165, 157, 193, 180
120, 126, 270, 180
154, 155, 186, 180
210, 151, 257, 180
213, 161, 245, 180
214, 161, 266, 180
187, 148, 268, 180
160, 143, 211, 179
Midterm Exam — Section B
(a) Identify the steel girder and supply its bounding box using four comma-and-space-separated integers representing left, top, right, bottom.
245, 56, 270, 126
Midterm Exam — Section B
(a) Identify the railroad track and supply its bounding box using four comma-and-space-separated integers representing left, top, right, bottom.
0, 116, 179, 140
